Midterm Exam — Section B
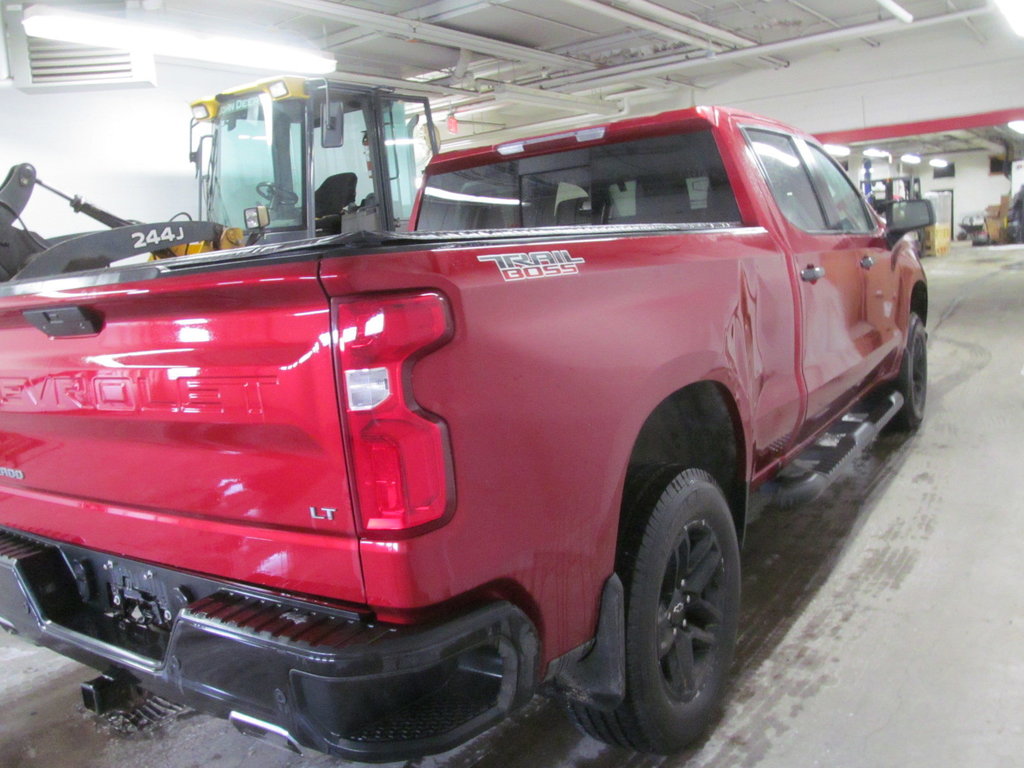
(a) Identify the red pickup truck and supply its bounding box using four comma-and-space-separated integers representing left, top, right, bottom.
0, 106, 931, 761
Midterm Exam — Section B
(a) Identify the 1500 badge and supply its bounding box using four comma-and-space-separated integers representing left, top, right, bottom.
478, 249, 585, 282
0, 466, 25, 480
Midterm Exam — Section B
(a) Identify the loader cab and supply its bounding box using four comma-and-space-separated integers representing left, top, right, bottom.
192, 77, 436, 243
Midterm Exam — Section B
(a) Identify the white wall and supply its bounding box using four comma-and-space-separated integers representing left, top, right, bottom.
634, 13, 1024, 135
847, 148, 1009, 226
0, 64, 244, 237
918, 151, 1011, 223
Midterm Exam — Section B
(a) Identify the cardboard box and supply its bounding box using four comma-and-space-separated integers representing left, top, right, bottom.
922, 224, 952, 256
985, 217, 1004, 244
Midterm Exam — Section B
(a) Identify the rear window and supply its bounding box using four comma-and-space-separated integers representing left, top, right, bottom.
416, 130, 740, 231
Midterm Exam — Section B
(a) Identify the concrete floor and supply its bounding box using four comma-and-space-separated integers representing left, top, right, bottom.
2, 243, 1023, 768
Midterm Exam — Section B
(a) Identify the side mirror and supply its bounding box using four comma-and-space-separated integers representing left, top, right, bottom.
882, 199, 935, 247
321, 92, 345, 149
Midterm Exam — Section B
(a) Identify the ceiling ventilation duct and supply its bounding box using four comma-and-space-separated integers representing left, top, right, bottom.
3, 3, 155, 92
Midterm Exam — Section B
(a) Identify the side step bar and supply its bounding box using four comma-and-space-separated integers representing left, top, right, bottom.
767, 391, 903, 507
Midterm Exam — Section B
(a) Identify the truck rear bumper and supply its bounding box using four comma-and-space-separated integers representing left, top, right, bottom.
0, 526, 539, 762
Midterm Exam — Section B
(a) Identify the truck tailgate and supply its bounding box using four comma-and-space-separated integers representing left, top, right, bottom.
0, 259, 364, 603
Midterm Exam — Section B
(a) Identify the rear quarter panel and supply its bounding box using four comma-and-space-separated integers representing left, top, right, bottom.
320, 225, 797, 663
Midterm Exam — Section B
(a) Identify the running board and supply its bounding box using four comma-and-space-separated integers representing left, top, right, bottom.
766, 391, 903, 507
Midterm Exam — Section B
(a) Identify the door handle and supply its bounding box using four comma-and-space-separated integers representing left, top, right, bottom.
860, 255, 875, 269
801, 265, 826, 283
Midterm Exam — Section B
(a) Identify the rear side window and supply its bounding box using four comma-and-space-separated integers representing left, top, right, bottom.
746, 129, 827, 232
416, 130, 740, 231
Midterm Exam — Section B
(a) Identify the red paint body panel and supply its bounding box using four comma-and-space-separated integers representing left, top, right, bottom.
0, 106, 926, 672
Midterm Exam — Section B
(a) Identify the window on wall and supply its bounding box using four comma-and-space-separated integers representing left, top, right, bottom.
933, 163, 956, 179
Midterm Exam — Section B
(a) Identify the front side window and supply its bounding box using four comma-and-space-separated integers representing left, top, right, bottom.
206, 95, 306, 230
746, 129, 826, 232
807, 144, 874, 232
416, 130, 740, 231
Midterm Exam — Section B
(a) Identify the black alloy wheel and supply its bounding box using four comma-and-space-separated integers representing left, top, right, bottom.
655, 519, 727, 703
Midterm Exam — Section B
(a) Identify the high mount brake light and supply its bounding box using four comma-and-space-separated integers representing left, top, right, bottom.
335, 292, 455, 535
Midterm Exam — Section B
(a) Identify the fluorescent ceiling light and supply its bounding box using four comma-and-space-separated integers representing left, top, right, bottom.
901, 154, 922, 164
824, 144, 851, 157
929, 158, 949, 168
875, 0, 914, 24
863, 148, 890, 158
21, 4, 336, 74
994, 0, 1024, 37
1008, 120, 1024, 134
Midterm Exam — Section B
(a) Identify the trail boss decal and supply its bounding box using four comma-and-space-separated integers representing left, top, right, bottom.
478, 249, 585, 282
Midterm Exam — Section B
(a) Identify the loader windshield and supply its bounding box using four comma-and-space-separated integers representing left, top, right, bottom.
206, 94, 306, 231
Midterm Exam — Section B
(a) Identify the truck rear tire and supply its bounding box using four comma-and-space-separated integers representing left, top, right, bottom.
891, 312, 927, 431
567, 468, 740, 753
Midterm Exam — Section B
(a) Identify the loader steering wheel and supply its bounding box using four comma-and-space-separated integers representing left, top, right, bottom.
256, 181, 299, 207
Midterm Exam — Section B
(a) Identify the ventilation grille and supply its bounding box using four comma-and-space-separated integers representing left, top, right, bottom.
5, 6, 156, 91
26, 38, 139, 86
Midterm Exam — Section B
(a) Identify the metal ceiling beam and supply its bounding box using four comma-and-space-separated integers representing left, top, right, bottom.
254, 0, 596, 71
556, 0, 724, 52
613, 0, 758, 49
328, 0, 513, 50
542, 7, 992, 91
786, 0, 881, 46
406, 0, 511, 24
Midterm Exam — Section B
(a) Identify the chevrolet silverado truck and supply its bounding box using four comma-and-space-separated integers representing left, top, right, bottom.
0, 106, 931, 761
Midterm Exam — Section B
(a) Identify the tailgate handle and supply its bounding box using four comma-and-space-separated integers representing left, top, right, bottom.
23, 306, 104, 337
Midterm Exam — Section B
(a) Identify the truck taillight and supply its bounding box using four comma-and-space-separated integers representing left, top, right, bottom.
335, 292, 454, 536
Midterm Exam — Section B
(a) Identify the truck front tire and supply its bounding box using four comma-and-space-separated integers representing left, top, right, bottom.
567, 468, 740, 753
892, 311, 927, 431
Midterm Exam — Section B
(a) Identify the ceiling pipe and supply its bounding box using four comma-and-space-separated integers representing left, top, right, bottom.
875, 0, 914, 24
254, 0, 596, 71
491, 82, 621, 115
541, 7, 991, 91
439, 112, 614, 149
327, 70, 472, 97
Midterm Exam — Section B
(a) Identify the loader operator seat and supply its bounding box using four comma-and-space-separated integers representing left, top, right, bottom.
315, 172, 358, 218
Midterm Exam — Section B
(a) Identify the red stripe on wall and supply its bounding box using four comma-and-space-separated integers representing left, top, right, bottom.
815, 108, 1024, 145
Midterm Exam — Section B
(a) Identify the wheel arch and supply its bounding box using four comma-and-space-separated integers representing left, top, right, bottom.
618, 381, 748, 553
910, 280, 928, 326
